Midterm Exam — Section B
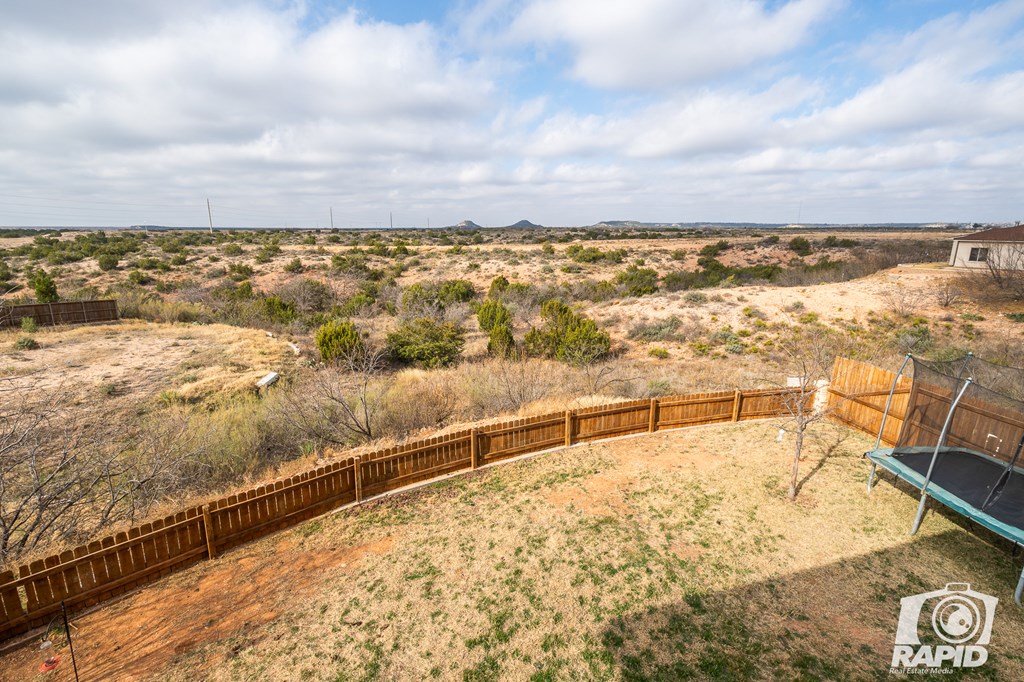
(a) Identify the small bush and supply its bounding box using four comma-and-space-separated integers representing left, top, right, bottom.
14, 335, 39, 350
488, 276, 510, 299
20, 317, 38, 333
97, 253, 119, 271
32, 270, 59, 303
523, 300, 610, 366
1008, 313, 1024, 323
477, 298, 512, 333
670, 249, 687, 261
788, 237, 812, 256
222, 243, 244, 256
284, 258, 304, 274
648, 347, 669, 359
683, 291, 708, 304
487, 322, 516, 358
128, 270, 152, 286
386, 318, 465, 368
315, 319, 363, 364
615, 265, 659, 296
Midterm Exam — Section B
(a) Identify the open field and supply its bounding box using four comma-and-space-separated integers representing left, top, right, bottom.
3, 419, 1022, 681
0, 320, 297, 403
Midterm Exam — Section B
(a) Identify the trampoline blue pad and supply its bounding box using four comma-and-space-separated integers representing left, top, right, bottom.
868, 447, 1024, 546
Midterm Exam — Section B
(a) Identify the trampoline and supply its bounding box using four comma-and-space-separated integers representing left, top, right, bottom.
865, 354, 1024, 605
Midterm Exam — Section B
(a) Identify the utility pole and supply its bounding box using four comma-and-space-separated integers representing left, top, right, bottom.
390, 211, 393, 230
206, 198, 214, 233
330, 207, 334, 230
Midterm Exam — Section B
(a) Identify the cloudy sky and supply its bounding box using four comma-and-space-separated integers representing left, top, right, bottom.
1, 0, 1023, 227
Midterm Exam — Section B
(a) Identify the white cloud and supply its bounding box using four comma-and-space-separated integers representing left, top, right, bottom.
510, 0, 837, 90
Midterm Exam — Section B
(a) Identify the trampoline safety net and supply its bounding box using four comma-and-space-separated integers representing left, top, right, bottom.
894, 355, 1024, 520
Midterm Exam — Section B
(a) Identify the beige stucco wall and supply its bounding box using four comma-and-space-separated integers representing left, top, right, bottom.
949, 240, 1024, 269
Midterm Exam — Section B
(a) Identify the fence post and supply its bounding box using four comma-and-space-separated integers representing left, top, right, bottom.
202, 505, 216, 560
354, 456, 363, 503
731, 390, 742, 422
470, 428, 480, 469
648, 398, 658, 432
48, 303, 56, 326
564, 410, 573, 446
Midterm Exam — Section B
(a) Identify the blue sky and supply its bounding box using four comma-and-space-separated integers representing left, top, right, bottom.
1, 0, 1023, 227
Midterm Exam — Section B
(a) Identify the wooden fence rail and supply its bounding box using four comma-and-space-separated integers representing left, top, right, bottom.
0, 385, 808, 642
0, 299, 119, 328
827, 356, 911, 445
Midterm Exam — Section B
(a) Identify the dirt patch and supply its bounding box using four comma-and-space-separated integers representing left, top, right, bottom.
0, 536, 394, 682
0, 320, 295, 404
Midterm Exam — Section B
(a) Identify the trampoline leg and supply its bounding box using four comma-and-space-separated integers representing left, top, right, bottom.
911, 493, 928, 535
867, 463, 877, 494
1016, 566, 1024, 607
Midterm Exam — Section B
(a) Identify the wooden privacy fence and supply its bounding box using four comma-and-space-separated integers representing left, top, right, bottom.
0, 299, 119, 328
0, 386, 801, 642
827, 356, 911, 445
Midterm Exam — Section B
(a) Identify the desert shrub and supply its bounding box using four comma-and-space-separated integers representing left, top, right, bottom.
670, 249, 687, 261
822, 235, 858, 248
32, 269, 59, 302
97, 253, 119, 271
399, 279, 476, 318
523, 300, 610, 366
438, 279, 476, 305
761, 235, 780, 245
128, 270, 152, 286
261, 295, 298, 324
315, 319, 363, 363
683, 291, 708, 304
386, 318, 465, 368
487, 322, 516, 358
222, 243, 244, 256
614, 265, 659, 296
228, 262, 254, 281
283, 258, 304, 274
742, 305, 766, 319
1008, 312, 1024, 323
788, 237, 813, 256
628, 317, 681, 342
698, 240, 730, 258
277, 278, 335, 316
477, 298, 512, 332
14, 335, 39, 350
648, 347, 669, 359
21, 316, 38, 333
565, 244, 626, 264
488, 275, 510, 299
170, 253, 188, 266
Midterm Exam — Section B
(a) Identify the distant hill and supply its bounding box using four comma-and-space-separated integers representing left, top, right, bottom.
450, 220, 482, 229
505, 219, 543, 229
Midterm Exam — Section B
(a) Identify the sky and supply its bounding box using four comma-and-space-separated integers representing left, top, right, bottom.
1, 0, 1023, 228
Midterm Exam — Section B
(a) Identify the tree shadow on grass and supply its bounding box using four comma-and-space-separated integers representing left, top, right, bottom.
598, 532, 1024, 681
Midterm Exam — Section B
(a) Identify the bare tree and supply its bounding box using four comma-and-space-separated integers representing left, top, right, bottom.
769, 326, 844, 501
276, 346, 392, 446
983, 243, 1024, 300
0, 377, 205, 563
934, 280, 962, 308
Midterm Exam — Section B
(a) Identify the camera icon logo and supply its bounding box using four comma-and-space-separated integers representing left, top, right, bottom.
891, 583, 997, 671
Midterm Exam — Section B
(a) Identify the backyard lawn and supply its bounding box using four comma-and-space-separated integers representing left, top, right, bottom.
3, 419, 1023, 681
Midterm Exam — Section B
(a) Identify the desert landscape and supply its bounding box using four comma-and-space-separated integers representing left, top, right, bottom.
2, 223, 1024, 679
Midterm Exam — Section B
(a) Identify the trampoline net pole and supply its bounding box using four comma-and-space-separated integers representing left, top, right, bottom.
875, 353, 912, 451
911, 378, 973, 535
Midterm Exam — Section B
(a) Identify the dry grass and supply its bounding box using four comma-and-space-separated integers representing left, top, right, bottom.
4, 420, 1022, 681
0, 320, 298, 403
